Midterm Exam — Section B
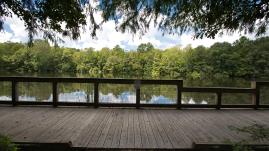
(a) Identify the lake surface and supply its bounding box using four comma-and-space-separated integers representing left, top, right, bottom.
0, 72, 268, 105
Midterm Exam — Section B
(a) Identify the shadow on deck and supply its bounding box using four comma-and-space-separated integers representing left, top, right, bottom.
15, 142, 269, 151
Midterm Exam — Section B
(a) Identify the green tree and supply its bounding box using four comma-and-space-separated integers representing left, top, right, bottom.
10, 47, 38, 72
137, 43, 154, 52
1, 37, 269, 79
209, 42, 234, 77
163, 46, 186, 78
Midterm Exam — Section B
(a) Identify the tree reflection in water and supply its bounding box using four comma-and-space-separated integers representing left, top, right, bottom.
0, 77, 268, 105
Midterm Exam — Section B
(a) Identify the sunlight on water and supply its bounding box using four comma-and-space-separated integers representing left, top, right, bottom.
0, 96, 11, 101
182, 92, 216, 105
141, 95, 175, 104
58, 91, 91, 102
100, 92, 135, 103
182, 98, 208, 104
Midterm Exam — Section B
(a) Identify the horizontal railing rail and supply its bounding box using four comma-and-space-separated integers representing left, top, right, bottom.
0, 76, 268, 109
0, 76, 181, 84
182, 87, 256, 93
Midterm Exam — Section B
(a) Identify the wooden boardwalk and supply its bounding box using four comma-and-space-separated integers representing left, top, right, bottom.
0, 107, 269, 149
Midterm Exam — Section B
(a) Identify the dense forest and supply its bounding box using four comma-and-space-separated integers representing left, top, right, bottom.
1, 36, 269, 79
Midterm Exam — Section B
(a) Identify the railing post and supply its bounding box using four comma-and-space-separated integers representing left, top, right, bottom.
216, 88, 222, 110
176, 80, 183, 109
251, 81, 260, 109
11, 81, 18, 106
135, 80, 141, 109
52, 82, 58, 107
94, 82, 99, 108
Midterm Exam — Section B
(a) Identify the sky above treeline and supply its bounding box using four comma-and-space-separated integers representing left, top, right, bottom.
0, 13, 267, 50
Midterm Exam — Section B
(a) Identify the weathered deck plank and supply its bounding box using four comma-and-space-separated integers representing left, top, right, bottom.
133, 109, 142, 148
119, 109, 129, 148
0, 106, 269, 149
102, 109, 120, 148
110, 109, 124, 148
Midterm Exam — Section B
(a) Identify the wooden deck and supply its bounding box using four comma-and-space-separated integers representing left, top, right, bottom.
0, 106, 269, 149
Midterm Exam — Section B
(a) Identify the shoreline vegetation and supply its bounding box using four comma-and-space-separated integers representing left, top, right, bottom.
1, 36, 269, 80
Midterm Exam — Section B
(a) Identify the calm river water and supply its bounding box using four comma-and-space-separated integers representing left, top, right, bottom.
0, 72, 268, 105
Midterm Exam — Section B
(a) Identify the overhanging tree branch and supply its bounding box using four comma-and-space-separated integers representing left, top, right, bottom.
0, 0, 268, 45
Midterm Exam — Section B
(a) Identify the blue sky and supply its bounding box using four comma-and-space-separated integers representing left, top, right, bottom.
0, 13, 262, 50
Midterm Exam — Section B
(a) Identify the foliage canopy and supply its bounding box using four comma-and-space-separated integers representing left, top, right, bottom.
1, 0, 269, 44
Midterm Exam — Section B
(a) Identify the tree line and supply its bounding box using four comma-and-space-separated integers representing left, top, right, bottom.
1, 36, 269, 79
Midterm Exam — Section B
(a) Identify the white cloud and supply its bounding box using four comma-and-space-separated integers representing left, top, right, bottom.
179, 32, 257, 48
0, 13, 267, 50
0, 15, 28, 43
0, 31, 13, 42
55, 17, 181, 50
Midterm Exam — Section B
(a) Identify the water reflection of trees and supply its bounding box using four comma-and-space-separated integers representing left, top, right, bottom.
183, 78, 254, 105
99, 84, 135, 96
58, 83, 94, 94
18, 82, 52, 101
0, 82, 11, 100
0, 79, 269, 105
260, 86, 269, 105
184, 78, 250, 87
58, 83, 94, 102
140, 85, 176, 103
222, 93, 253, 105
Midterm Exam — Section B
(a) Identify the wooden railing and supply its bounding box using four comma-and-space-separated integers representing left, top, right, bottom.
0, 76, 268, 109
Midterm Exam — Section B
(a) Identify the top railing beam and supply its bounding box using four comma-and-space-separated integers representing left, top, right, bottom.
0, 76, 183, 85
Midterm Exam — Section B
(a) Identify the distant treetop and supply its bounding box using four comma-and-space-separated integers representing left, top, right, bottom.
1, 0, 268, 45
